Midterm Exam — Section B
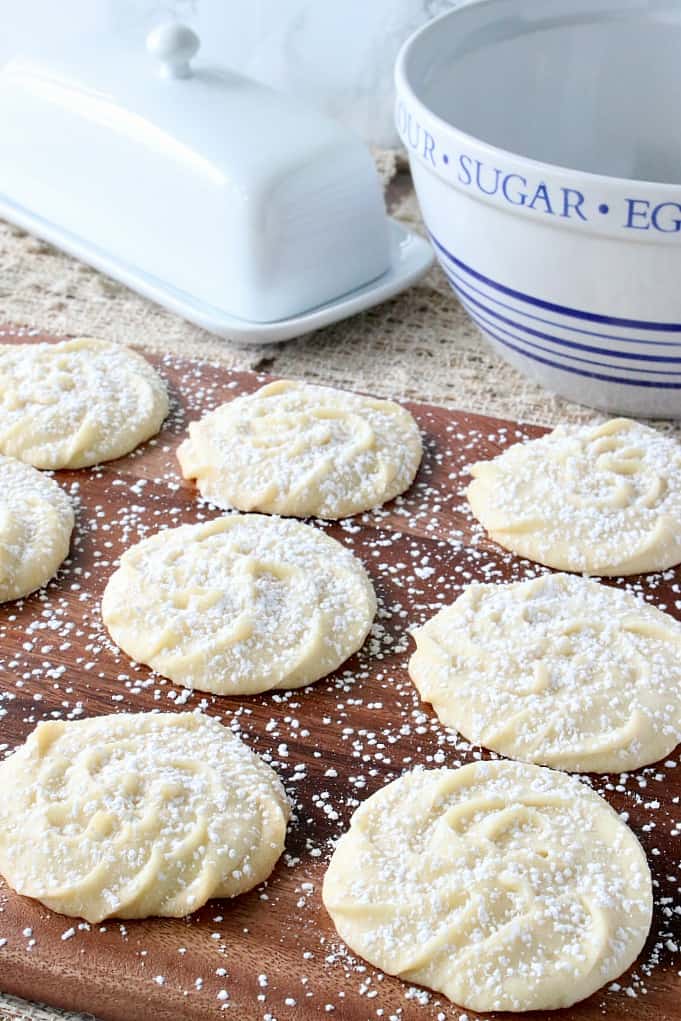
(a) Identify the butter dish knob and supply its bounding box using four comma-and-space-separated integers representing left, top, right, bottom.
146, 23, 200, 80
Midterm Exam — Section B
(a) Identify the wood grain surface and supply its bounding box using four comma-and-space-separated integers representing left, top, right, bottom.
0, 327, 679, 1021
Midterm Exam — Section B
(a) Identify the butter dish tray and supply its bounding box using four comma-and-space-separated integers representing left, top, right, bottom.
0, 24, 433, 344
0, 197, 432, 344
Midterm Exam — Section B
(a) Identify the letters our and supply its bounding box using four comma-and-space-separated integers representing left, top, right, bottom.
396, 101, 437, 167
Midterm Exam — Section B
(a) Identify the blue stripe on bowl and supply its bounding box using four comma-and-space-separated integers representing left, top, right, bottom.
443, 280, 681, 388
443, 263, 681, 349
443, 267, 681, 364
463, 312, 681, 387
429, 231, 681, 333
457, 292, 681, 378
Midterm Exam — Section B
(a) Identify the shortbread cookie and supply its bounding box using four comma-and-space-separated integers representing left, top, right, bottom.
323, 761, 652, 1013
467, 418, 681, 575
0, 712, 289, 922
0, 337, 169, 468
102, 514, 376, 694
0, 454, 74, 602
409, 573, 681, 772
177, 380, 422, 518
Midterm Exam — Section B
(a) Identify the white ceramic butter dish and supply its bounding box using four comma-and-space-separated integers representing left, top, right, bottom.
0, 24, 433, 343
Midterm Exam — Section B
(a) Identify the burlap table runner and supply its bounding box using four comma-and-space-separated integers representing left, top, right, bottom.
4, 153, 675, 437
0, 156, 678, 1021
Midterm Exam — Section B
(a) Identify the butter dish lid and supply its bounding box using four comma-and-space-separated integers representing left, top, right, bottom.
0, 24, 433, 342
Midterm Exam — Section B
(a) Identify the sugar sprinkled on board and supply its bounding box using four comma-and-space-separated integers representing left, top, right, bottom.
0, 349, 677, 1017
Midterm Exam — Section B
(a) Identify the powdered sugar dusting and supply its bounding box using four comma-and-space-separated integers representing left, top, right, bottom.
177, 379, 423, 519
468, 418, 681, 575
101, 514, 376, 696
410, 572, 681, 773
0, 340, 677, 1020
323, 760, 653, 1012
0, 454, 74, 602
0, 337, 168, 469
0, 711, 289, 923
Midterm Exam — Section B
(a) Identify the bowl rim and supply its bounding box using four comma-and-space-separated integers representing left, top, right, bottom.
395, 0, 681, 194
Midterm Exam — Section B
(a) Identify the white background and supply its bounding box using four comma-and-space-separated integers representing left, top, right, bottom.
0, 0, 469, 145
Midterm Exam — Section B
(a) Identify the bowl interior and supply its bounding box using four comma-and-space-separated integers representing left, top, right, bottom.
405, 0, 681, 184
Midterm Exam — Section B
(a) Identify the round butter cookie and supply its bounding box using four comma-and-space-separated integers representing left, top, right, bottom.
467, 418, 681, 575
177, 379, 422, 518
102, 514, 376, 695
322, 761, 652, 1013
0, 337, 169, 468
0, 712, 289, 922
409, 573, 681, 772
0, 454, 73, 602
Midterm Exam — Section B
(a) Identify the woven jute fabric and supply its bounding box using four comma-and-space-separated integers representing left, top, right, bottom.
0, 154, 678, 1021
3, 152, 676, 438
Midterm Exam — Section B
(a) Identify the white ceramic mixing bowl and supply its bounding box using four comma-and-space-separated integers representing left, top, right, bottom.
395, 0, 681, 417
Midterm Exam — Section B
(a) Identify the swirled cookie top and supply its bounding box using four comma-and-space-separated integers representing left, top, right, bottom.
177, 380, 423, 518
322, 761, 652, 1013
467, 418, 681, 575
0, 712, 289, 922
409, 572, 681, 772
0, 454, 74, 603
0, 338, 169, 468
102, 514, 376, 695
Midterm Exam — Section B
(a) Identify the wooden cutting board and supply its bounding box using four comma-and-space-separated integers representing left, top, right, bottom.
0, 326, 679, 1021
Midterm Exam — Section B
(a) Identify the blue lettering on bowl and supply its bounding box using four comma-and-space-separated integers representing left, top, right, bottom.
501, 173, 527, 204
652, 202, 681, 233
624, 199, 681, 232
625, 198, 651, 229
527, 183, 554, 214
561, 189, 587, 221
397, 102, 437, 166
474, 161, 503, 196
458, 153, 473, 186
456, 153, 588, 222
396, 102, 680, 236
